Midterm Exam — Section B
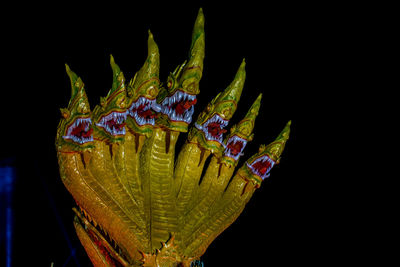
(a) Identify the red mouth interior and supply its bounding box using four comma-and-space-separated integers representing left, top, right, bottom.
130, 104, 156, 119
206, 122, 227, 138
87, 229, 122, 267
70, 122, 93, 138
105, 119, 126, 131
251, 159, 273, 176
172, 98, 197, 115
226, 140, 244, 156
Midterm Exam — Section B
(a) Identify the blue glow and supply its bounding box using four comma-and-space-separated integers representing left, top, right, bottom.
0, 162, 16, 267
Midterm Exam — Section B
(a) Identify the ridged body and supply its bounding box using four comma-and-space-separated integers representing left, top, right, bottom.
56, 9, 291, 267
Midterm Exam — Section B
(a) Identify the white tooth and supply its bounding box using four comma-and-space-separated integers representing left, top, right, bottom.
184, 111, 190, 120
152, 103, 161, 112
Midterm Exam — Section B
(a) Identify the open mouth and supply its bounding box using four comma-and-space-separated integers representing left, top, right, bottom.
195, 114, 229, 144
96, 111, 128, 136
73, 206, 129, 267
128, 96, 160, 126
224, 135, 247, 160
246, 155, 276, 180
63, 117, 94, 144
161, 90, 197, 123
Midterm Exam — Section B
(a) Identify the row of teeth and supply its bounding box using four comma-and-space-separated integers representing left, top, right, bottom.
96, 111, 127, 136
161, 105, 194, 123
128, 97, 160, 111
246, 155, 275, 180
63, 135, 94, 144
128, 97, 160, 126
160, 90, 196, 123
161, 90, 196, 106
76, 205, 123, 255
195, 114, 229, 144
224, 135, 248, 160
63, 117, 94, 144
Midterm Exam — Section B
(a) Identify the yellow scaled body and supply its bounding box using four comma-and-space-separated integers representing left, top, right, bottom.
56, 9, 290, 267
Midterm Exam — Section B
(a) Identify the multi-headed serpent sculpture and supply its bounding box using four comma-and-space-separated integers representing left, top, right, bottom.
56, 9, 290, 267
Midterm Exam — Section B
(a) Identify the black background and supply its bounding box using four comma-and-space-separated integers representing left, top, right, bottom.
1, 1, 366, 266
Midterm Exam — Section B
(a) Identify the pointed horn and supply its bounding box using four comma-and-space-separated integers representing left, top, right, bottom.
129, 31, 160, 99
228, 93, 262, 140
109, 54, 126, 93
146, 30, 160, 79
186, 8, 205, 70
179, 8, 205, 94
65, 64, 80, 100
215, 59, 246, 120
261, 120, 291, 162
106, 55, 127, 108
65, 64, 90, 113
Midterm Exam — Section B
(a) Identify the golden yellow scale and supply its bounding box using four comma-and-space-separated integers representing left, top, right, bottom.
56, 8, 291, 267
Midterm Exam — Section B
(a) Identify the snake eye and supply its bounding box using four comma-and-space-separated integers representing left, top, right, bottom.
221, 107, 231, 118
167, 78, 173, 89
147, 85, 157, 98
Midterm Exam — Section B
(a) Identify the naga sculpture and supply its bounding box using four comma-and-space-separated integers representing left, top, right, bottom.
56, 8, 290, 267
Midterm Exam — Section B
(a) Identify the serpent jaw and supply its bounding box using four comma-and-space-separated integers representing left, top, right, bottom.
194, 114, 229, 145
96, 110, 128, 136
73, 206, 132, 267
62, 116, 94, 145
128, 97, 159, 126
224, 135, 247, 161
160, 89, 197, 124
246, 154, 276, 180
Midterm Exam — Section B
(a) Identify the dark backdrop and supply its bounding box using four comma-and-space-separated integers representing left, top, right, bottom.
1, 1, 355, 266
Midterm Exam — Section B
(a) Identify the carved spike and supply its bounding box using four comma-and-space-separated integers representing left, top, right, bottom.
214, 59, 246, 120
179, 8, 205, 94
265, 120, 291, 163
64, 64, 91, 113
107, 55, 127, 108
128, 30, 160, 99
